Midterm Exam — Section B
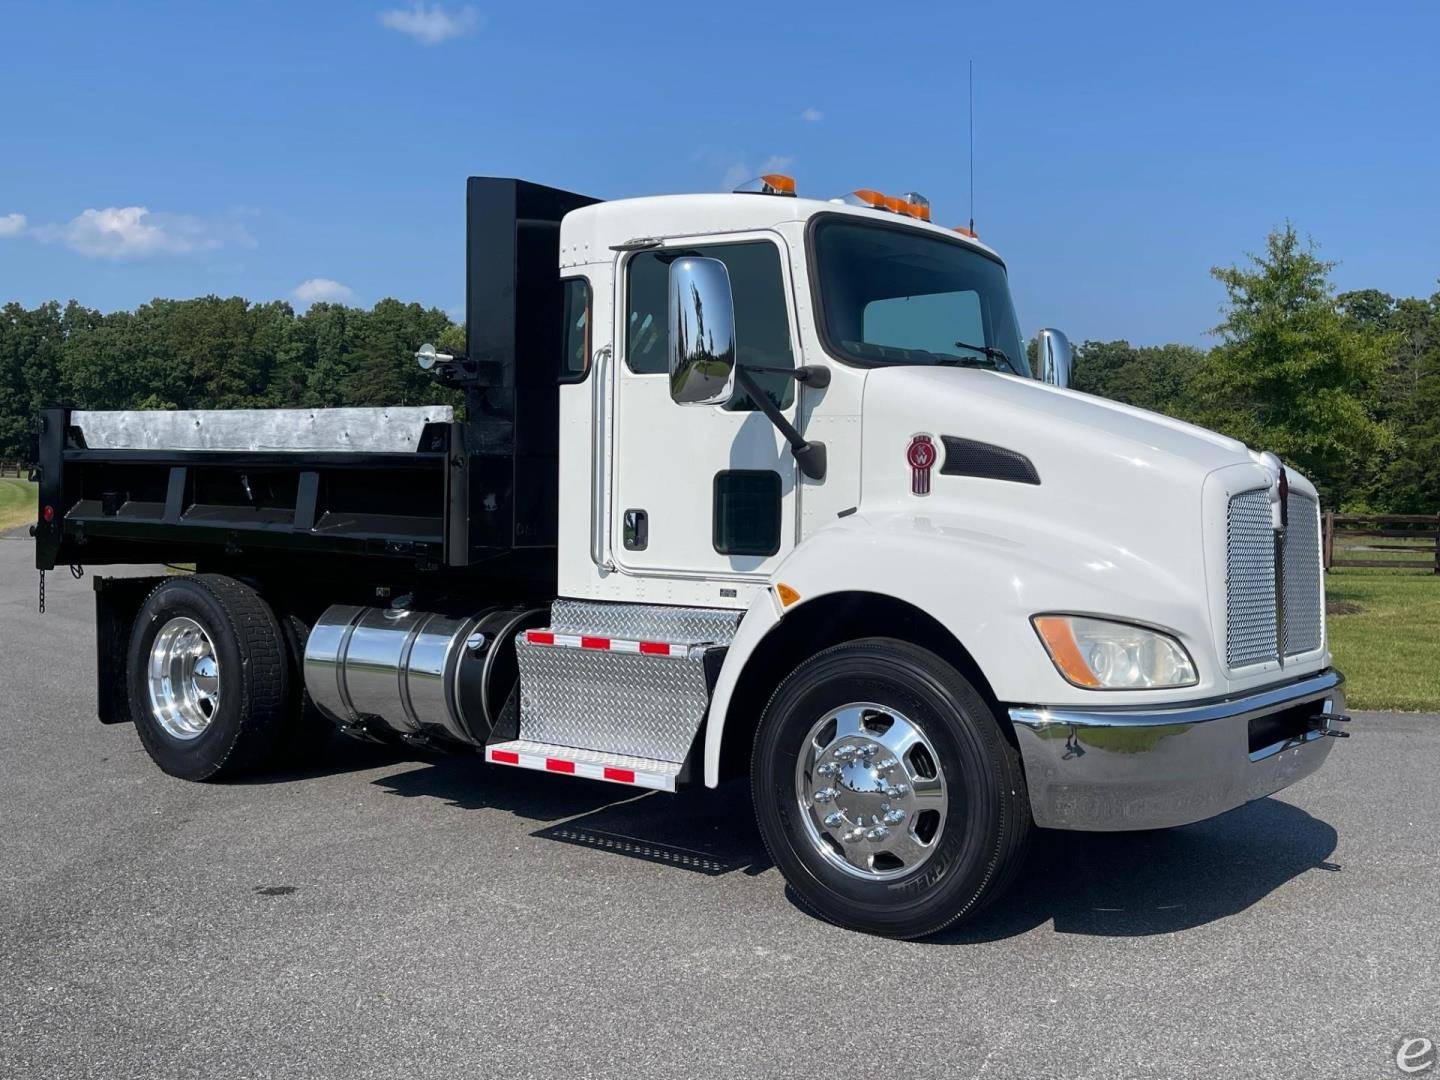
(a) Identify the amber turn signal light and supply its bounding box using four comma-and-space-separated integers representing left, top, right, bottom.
1032, 616, 1102, 688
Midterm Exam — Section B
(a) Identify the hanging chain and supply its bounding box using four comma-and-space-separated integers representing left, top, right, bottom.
38, 570, 45, 615
70, 563, 84, 580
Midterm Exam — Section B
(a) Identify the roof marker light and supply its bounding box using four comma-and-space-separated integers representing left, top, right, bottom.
897, 192, 931, 221
843, 189, 888, 210
735, 174, 797, 197
843, 189, 932, 221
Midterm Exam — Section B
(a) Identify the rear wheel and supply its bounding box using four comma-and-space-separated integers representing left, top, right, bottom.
127, 575, 288, 781
751, 638, 1032, 938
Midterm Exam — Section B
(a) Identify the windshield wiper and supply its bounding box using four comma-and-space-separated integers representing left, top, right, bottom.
951, 340, 1012, 369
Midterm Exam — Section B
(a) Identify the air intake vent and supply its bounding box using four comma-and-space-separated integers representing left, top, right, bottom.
939, 437, 1040, 485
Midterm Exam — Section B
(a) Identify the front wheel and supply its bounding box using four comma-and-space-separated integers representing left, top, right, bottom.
751, 638, 1032, 938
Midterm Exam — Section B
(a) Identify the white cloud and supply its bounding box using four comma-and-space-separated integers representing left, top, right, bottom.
0, 213, 26, 238
35, 206, 253, 259
720, 162, 751, 190
378, 3, 482, 45
293, 278, 358, 305
800, 107, 823, 123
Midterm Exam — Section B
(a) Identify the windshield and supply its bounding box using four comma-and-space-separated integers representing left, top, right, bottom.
812, 217, 1030, 377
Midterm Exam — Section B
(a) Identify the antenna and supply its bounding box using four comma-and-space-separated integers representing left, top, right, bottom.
968, 59, 975, 235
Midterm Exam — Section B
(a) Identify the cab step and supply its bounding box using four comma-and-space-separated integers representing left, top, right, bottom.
485, 740, 683, 791
509, 599, 742, 774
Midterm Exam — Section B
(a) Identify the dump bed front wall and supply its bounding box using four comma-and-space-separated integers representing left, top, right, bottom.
464, 178, 600, 557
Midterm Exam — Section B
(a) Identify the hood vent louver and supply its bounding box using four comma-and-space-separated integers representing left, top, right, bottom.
939, 437, 1041, 486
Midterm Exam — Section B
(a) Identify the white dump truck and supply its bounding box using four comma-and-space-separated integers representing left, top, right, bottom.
33, 175, 1349, 937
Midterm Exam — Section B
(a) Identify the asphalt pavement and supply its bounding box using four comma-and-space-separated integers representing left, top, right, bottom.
1, 532, 1436, 1080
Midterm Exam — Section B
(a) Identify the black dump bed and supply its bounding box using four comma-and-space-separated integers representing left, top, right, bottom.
34, 178, 598, 582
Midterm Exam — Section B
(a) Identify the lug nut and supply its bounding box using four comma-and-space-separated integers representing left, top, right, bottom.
874, 757, 898, 771
834, 745, 860, 762
885, 784, 909, 798
866, 826, 891, 842
823, 812, 845, 828
843, 828, 867, 843
812, 787, 839, 805
816, 762, 839, 778
859, 744, 878, 761
883, 809, 907, 826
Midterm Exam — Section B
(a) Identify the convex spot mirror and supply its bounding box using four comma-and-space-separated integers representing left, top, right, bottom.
1035, 328, 1073, 388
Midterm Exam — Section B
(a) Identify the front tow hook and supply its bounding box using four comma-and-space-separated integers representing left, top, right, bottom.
1309, 713, 1353, 738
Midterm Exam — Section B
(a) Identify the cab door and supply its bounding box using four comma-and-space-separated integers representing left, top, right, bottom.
610, 231, 800, 579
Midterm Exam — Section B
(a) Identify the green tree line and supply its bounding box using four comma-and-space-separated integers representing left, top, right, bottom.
0, 296, 465, 461
2, 223, 1436, 511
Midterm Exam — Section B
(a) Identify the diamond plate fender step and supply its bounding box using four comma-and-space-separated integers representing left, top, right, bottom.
485, 740, 683, 792
514, 605, 734, 765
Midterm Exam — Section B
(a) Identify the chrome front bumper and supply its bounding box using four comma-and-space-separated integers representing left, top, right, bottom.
1008, 670, 1346, 831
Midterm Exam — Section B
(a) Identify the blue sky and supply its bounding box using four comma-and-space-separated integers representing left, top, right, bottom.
1, 0, 1436, 345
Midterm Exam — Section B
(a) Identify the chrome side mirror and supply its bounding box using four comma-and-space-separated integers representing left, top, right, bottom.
668, 256, 737, 407
1035, 328, 1073, 388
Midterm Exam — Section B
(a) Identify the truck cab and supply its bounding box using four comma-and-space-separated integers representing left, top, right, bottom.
34, 176, 1348, 938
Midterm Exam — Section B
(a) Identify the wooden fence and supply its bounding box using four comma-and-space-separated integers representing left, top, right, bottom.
0, 461, 28, 478
1324, 512, 1440, 573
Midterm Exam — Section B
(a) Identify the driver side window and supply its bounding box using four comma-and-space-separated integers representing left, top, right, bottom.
624, 240, 795, 411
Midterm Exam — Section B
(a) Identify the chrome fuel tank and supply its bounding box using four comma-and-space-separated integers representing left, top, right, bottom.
303, 604, 542, 745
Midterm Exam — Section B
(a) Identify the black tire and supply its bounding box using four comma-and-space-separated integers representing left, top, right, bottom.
751, 638, 1032, 939
126, 574, 288, 781
271, 614, 335, 769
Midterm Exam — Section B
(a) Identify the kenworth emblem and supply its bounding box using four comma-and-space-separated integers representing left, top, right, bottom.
907, 434, 937, 495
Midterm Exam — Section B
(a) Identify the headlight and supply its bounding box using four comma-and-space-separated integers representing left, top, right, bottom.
1031, 615, 1197, 690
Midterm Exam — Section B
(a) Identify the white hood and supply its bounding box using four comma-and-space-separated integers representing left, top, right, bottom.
862, 366, 1253, 480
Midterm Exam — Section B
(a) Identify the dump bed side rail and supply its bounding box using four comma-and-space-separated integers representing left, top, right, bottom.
34, 406, 476, 571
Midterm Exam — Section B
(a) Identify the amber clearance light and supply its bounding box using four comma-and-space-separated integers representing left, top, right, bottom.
734, 173, 797, 197
843, 189, 931, 221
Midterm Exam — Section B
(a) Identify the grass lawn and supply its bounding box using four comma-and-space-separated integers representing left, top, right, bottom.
0, 477, 35, 533
1327, 568, 1440, 712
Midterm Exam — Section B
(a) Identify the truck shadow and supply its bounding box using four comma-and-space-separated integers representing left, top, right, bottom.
370, 759, 774, 871
931, 796, 1339, 942
325, 746, 1337, 937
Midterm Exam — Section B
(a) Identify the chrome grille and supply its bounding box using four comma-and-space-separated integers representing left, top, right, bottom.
1283, 493, 1323, 655
1226, 489, 1278, 668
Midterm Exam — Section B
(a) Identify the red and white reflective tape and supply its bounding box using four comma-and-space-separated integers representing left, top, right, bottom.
485, 743, 677, 792
523, 629, 694, 658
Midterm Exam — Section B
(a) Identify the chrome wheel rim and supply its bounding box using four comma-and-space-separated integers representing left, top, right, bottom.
147, 616, 221, 740
795, 702, 948, 881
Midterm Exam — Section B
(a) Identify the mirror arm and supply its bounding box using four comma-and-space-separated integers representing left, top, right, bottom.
743, 364, 831, 389
733, 367, 826, 481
